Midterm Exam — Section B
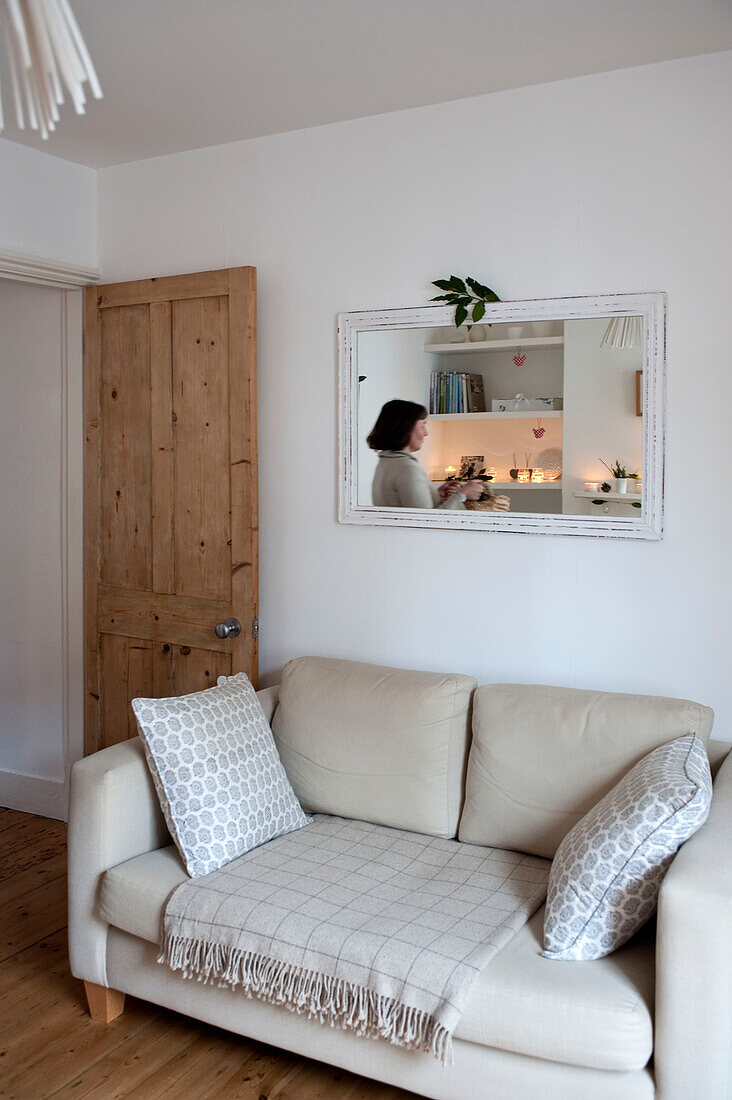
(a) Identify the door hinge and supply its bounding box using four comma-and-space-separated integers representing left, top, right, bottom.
252, 618, 259, 639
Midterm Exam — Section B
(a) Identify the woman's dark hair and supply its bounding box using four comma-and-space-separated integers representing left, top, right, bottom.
367, 400, 427, 451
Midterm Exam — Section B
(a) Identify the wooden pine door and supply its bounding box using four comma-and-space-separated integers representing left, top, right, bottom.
84, 268, 258, 754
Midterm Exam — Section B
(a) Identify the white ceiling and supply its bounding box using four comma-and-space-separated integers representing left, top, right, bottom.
2, 0, 731, 169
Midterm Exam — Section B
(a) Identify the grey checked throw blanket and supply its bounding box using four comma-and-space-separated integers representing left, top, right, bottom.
161, 816, 549, 1063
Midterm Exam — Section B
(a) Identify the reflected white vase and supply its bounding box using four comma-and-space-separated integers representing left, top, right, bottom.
614, 478, 628, 494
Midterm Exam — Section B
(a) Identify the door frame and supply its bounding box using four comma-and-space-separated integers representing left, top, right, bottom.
0, 248, 99, 819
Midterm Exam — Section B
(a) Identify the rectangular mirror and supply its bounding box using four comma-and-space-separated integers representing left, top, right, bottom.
338, 293, 665, 538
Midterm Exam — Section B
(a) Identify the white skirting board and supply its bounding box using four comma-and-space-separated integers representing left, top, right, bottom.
0, 770, 67, 821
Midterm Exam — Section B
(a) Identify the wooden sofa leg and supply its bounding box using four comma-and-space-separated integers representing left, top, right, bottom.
84, 981, 125, 1022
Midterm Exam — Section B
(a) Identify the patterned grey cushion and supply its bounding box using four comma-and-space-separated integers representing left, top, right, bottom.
542, 733, 712, 961
131, 674, 309, 878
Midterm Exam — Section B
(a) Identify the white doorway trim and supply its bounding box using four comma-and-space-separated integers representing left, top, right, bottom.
0, 247, 98, 289
0, 248, 99, 819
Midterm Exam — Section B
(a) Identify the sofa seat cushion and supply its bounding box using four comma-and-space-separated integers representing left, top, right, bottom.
100, 845, 188, 945
100, 846, 653, 1073
459, 910, 654, 1072
271, 657, 477, 838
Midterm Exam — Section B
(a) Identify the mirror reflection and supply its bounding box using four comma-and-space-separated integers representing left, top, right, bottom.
358, 318, 643, 518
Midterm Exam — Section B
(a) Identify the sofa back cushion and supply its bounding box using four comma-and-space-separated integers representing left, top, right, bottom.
458, 683, 714, 858
271, 656, 477, 837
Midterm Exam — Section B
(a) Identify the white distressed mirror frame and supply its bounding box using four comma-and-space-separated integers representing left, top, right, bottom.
338, 292, 665, 538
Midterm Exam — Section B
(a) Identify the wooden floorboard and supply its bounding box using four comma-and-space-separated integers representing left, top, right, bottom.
0, 808, 413, 1100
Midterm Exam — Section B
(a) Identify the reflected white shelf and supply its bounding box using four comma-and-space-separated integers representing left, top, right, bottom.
425, 336, 564, 353
432, 480, 562, 488
430, 411, 562, 421
573, 490, 641, 502
493, 480, 562, 488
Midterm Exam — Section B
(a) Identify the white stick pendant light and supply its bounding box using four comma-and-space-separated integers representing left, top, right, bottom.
0, 0, 102, 138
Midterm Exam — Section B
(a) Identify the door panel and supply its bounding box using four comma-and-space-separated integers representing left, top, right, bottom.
172, 296, 231, 600
167, 644, 232, 696
99, 305, 152, 590
150, 301, 174, 595
85, 268, 257, 754
150, 641, 231, 700
99, 634, 153, 745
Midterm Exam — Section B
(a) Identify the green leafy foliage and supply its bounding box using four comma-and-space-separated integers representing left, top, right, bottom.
431, 275, 501, 329
466, 277, 499, 302
447, 460, 492, 482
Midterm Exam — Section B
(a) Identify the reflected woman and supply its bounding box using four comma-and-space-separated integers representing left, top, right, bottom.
367, 400, 483, 509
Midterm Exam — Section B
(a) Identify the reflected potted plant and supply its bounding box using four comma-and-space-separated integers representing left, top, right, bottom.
600, 459, 631, 494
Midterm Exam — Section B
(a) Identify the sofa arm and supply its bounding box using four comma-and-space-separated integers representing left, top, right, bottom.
68, 684, 280, 987
68, 738, 169, 986
655, 746, 732, 1100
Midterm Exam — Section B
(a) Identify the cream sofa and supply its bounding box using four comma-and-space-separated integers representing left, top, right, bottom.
68, 658, 732, 1100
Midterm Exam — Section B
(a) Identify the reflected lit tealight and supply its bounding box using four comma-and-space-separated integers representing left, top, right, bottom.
584, 481, 600, 491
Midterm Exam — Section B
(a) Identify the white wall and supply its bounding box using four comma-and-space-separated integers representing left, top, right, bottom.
0, 138, 91, 818
0, 280, 69, 815
98, 52, 732, 739
0, 138, 96, 267
562, 317, 643, 511
357, 328, 438, 503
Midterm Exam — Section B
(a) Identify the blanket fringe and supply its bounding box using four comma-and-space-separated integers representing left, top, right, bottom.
159, 933, 453, 1065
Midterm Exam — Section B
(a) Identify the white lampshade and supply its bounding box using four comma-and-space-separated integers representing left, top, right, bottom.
601, 315, 642, 349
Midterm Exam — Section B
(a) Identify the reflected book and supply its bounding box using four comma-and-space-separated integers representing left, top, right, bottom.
430, 372, 485, 414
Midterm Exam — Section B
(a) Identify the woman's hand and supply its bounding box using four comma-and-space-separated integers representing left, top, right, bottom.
462, 479, 484, 501
438, 479, 484, 501
437, 480, 461, 500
